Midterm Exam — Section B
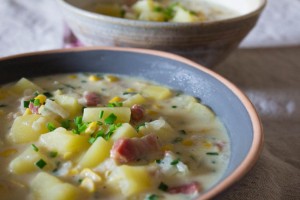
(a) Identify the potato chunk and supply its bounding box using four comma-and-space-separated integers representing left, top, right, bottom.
79, 137, 112, 168
39, 127, 89, 156
31, 172, 80, 200
123, 94, 146, 107
9, 147, 54, 174
83, 107, 131, 124
111, 123, 138, 141
12, 78, 43, 95
142, 85, 172, 100
9, 114, 58, 144
55, 94, 82, 119
109, 166, 152, 197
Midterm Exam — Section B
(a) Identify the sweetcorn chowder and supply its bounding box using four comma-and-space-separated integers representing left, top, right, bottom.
0, 73, 230, 200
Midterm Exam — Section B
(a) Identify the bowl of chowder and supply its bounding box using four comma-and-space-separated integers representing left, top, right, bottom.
0, 47, 263, 200
56, 0, 266, 67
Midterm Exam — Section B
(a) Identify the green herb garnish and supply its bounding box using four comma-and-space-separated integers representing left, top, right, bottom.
158, 182, 169, 192
171, 105, 177, 108
23, 100, 30, 108
61, 120, 71, 129
35, 159, 47, 169
170, 159, 179, 165
33, 99, 40, 106
107, 102, 123, 107
99, 110, 104, 119
43, 92, 53, 98
206, 152, 219, 156
172, 137, 183, 143
147, 194, 159, 200
49, 151, 58, 158
47, 123, 56, 131
74, 116, 83, 125
135, 122, 145, 132
31, 144, 39, 152
88, 137, 97, 144
104, 113, 117, 124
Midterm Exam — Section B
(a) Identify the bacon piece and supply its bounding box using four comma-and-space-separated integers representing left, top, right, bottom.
168, 181, 202, 194
84, 91, 101, 107
29, 102, 39, 114
111, 134, 163, 164
130, 104, 144, 122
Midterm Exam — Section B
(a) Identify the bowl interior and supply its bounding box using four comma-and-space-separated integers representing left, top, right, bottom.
0, 48, 261, 198
64, 0, 266, 20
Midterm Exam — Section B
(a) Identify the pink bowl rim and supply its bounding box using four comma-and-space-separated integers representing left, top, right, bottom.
0, 46, 264, 200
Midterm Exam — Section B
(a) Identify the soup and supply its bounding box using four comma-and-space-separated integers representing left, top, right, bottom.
0, 73, 230, 200
87, 0, 238, 22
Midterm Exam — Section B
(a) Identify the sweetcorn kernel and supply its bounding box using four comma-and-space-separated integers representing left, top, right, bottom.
203, 141, 212, 148
182, 139, 193, 146
89, 75, 101, 82
68, 75, 77, 79
35, 94, 47, 104
0, 149, 17, 157
23, 108, 32, 116
109, 96, 123, 103
63, 152, 72, 160
69, 168, 79, 176
80, 178, 95, 193
105, 75, 119, 82
85, 122, 98, 134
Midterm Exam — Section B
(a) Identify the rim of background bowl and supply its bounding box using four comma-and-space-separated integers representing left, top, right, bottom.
56, 0, 267, 28
0, 47, 264, 200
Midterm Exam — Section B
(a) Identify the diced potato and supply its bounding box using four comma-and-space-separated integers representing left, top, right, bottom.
12, 78, 43, 95
111, 123, 138, 141
171, 6, 198, 22
138, 10, 165, 21
55, 94, 82, 119
142, 85, 172, 100
9, 147, 54, 174
83, 107, 131, 124
140, 117, 176, 143
79, 137, 112, 168
9, 114, 59, 144
31, 172, 80, 200
39, 127, 89, 156
44, 99, 69, 119
123, 94, 146, 107
108, 166, 152, 197
132, 0, 154, 13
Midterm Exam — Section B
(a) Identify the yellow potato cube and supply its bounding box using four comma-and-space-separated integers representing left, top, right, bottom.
79, 137, 112, 168
31, 172, 80, 200
123, 94, 146, 107
39, 128, 89, 156
55, 94, 83, 119
142, 85, 172, 100
109, 166, 152, 197
83, 107, 131, 124
9, 114, 58, 144
171, 6, 198, 22
12, 78, 43, 95
9, 147, 54, 175
111, 123, 138, 141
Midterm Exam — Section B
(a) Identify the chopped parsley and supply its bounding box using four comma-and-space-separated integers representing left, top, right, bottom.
23, 100, 30, 108
171, 105, 177, 108
35, 159, 47, 169
172, 137, 183, 143
47, 123, 56, 131
104, 113, 117, 124
99, 110, 104, 119
135, 122, 145, 132
206, 152, 219, 156
88, 137, 97, 144
61, 120, 71, 129
48, 151, 58, 158
33, 99, 40, 106
147, 194, 159, 200
158, 182, 169, 192
170, 159, 180, 165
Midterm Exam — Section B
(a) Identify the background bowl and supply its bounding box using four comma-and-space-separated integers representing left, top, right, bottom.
56, 0, 266, 67
0, 47, 263, 199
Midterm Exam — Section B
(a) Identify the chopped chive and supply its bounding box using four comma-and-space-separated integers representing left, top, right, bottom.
135, 122, 145, 132
78, 179, 83, 183
74, 116, 83, 125
156, 159, 161, 164
49, 151, 58, 158
122, 92, 137, 95
47, 123, 56, 131
78, 123, 88, 132
206, 152, 219, 156
72, 129, 80, 134
63, 84, 76, 89
89, 137, 97, 144
81, 80, 87, 83
99, 110, 104, 119
35, 159, 47, 169
158, 182, 169, 192
147, 194, 159, 200
170, 159, 179, 165
31, 144, 39, 152
107, 102, 123, 107
61, 120, 71, 129
43, 92, 53, 98
33, 99, 40, 106
97, 121, 103, 126
172, 137, 183, 143
104, 113, 117, 124
179, 130, 186, 135
96, 130, 105, 138
34, 91, 39, 96
171, 105, 177, 108
23, 100, 30, 108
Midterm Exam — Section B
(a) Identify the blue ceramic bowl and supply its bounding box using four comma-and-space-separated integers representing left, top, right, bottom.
0, 47, 263, 199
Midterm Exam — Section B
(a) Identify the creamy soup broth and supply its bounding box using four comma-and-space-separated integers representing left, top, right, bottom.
0, 73, 230, 200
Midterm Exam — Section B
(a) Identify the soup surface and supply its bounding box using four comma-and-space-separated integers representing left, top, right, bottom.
0, 73, 230, 200
87, 0, 238, 22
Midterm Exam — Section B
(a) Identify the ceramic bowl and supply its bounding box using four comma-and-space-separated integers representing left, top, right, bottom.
56, 0, 266, 67
0, 47, 263, 199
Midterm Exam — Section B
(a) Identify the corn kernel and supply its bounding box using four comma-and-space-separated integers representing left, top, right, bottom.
80, 168, 102, 182
63, 152, 72, 160
0, 149, 17, 157
85, 122, 98, 134
152, 104, 162, 110
80, 178, 95, 193
182, 139, 193, 146
68, 75, 77, 79
162, 144, 174, 151
109, 96, 123, 103
23, 108, 32, 116
125, 88, 135, 93
69, 168, 79, 176
89, 75, 101, 82
105, 75, 119, 82
35, 94, 47, 104
203, 141, 212, 148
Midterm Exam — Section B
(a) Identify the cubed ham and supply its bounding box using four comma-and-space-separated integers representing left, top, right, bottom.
168, 181, 202, 194
130, 104, 144, 122
29, 102, 39, 114
84, 91, 101, 107
111, 134, 163, 164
